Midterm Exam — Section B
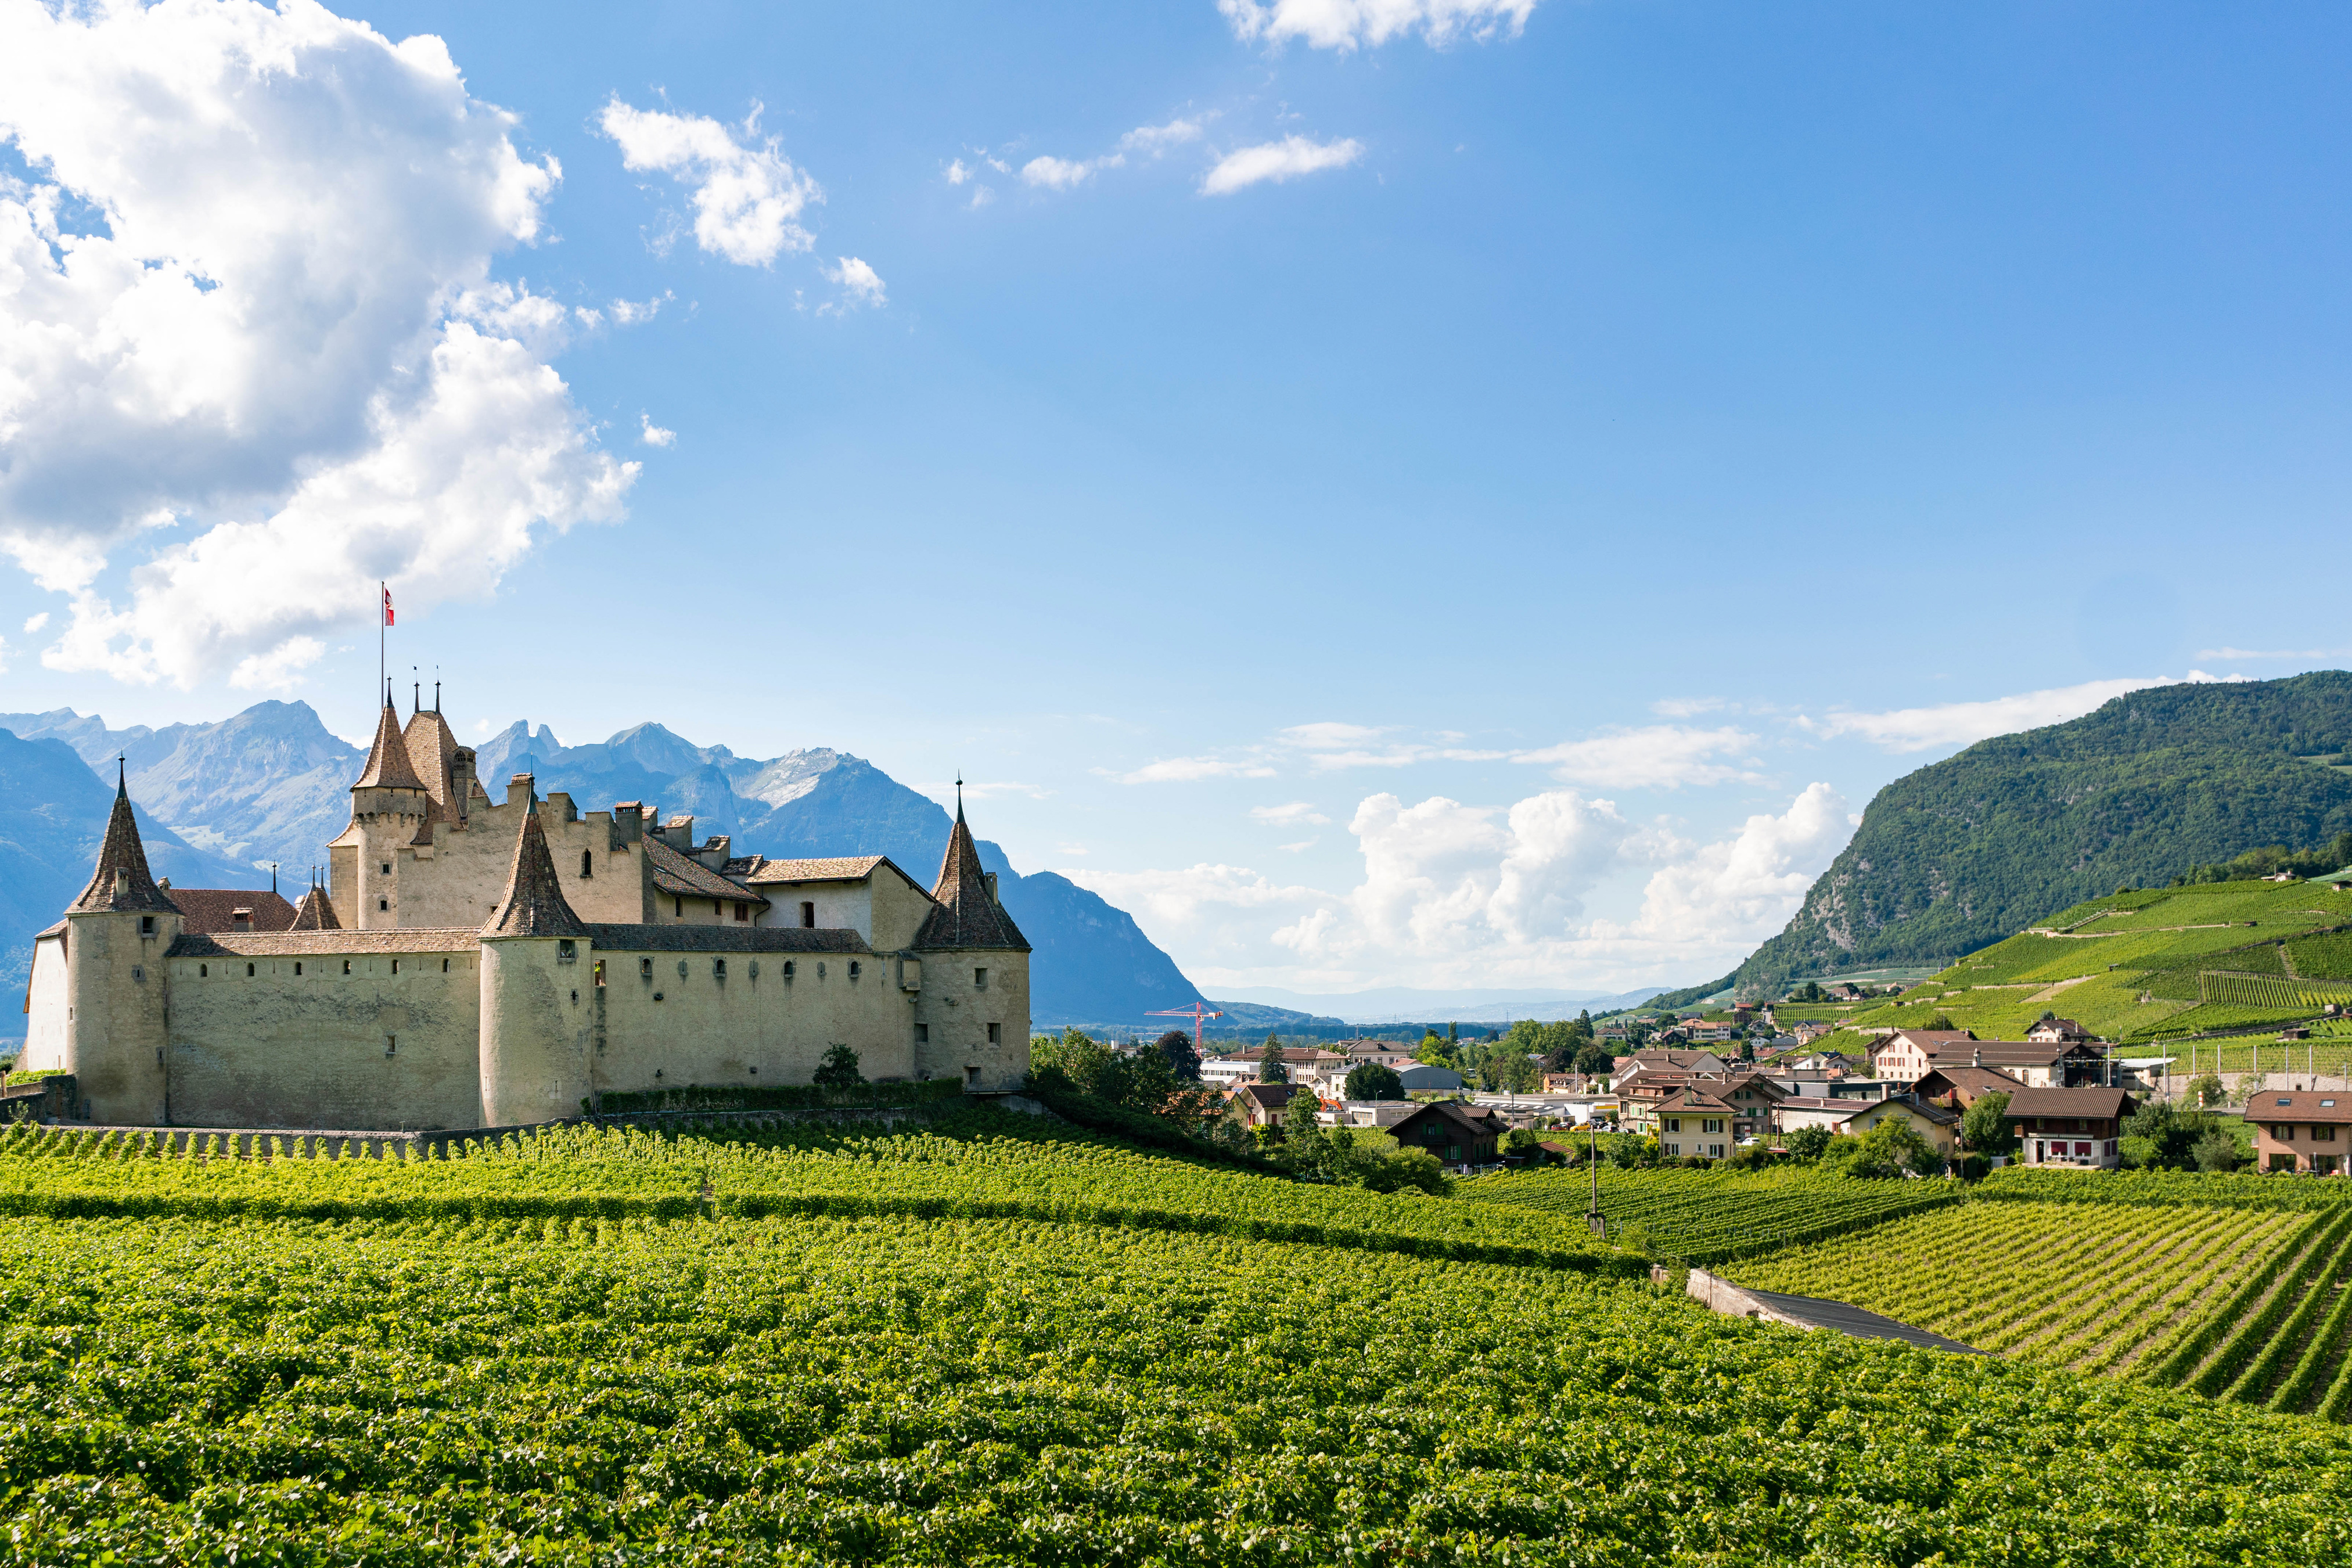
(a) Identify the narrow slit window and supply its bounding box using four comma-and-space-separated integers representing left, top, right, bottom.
714, 958, 727, 979
378, 898, 389, 912
391, 959, 399, 975
848, 961, 861, 980
441, 957, 449, 973
674, 896, 684, 918
343, 959, 351, 975
581, 850, 594, 879
915, 1023, 929, 1044
987, 1022, 1001, 1045
294, 962, 302, 976
245, 962, 254, 977
801, 901, 815, 928
974, 967, 988, 990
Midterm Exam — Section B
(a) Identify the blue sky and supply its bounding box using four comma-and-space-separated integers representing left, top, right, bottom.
2, 0, 2349, 996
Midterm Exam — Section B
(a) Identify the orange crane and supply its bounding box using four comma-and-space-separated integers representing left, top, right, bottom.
1146, 1002, 1224, 1047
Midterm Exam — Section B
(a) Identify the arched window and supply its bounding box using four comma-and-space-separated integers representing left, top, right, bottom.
581, 850, 594, 879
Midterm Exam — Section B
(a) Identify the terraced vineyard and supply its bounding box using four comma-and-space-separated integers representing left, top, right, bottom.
3, 1118, 2352, 1562
1459, 1165, 1965, 1264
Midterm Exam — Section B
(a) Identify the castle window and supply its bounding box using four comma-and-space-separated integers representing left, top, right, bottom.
132, 966, 144, 983
294, 963, 302, 976
380, 862, 391, 876
677, 960, 689, 979
391, 959, 399, 975
378, 898, 389, 912
200, 964, 207, 978
848, 961, 861, 980
734, 902, 749, 922
714, 958, 727, 979
581, 850, 593, 879
343, 959, 351, 974
441, 958, 449, 973
748, 961, 759, 980
965, 1065, 981, 1086
974, 967, 988, 990
594, 960, 606, 988
782, 961, 796, 981
139, 916, 154, 936
674, 896, 684, 918
915, 1023, 929, 1044
558, 940, 577, 965
801, 901, 815, 928
988, 1023, 1001, 1045
640, 957, 653, 980
246, 963, 255, 977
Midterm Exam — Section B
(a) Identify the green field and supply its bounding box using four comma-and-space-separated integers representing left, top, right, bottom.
1459, 1166, 1963, 1264
12, 1116, 2352, 1561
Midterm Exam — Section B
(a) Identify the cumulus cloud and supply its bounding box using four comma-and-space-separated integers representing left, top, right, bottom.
1218, 0, 1536, 51
639, 415, 676, 448
1120, 118, 1206, 155
1625, 783, 1857, 948
599, 96, 821, 266
1512, 724, 1762, 789
1201, 135, 1364, 195
1797, 675, 2245, 753
0, 0, 635, 688
1013, 118, 1206, 197
823, 256, 887, 307
21, 613, 47, 634
1022, 154, 1103, 190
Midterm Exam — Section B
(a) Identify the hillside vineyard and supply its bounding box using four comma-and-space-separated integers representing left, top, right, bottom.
18, 695, 1032, 1128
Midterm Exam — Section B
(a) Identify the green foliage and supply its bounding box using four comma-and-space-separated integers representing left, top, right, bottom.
2117, 1100, 2236, 1171
2174, 831, 2352, 886
1783, 1124, 1833, 1162
1961, 1091, 2017, 1156
1153, 1028, 1202, 1080
2289, 930, 2352, 981
1461, 1164, 1962, 1265
811, 1042, 865, 1090
2, 1067, 69, 1086
1343, 1062, 1404, 1101
1739, 670, 2352, 989
595, 1078, 961, 1114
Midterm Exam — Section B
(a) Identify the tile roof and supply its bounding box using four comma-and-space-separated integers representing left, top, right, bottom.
167, 889, 299, 933
353, 699, 427, 792
1913, 1065, 2026, 1098
2003, 1087, 2137, 1120
913, 803, 1029, 952
289, 886, 341, 931
1233, 1083, 1306, 1109
743, 855, 895, 884
2247, 1091, 2352, 1125
646, 838, 771, 905
578, 924, 872, 955
483, 799, 588, 939
168, 929, 481, 956
68, 772, 179, 915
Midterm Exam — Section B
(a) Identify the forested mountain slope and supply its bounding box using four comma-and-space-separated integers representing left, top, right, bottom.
1739, 671, 2352, 990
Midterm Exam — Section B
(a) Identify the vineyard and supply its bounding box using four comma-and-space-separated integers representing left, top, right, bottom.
1458, 1165, 1964, 1264
2, 1137, 2351, 1562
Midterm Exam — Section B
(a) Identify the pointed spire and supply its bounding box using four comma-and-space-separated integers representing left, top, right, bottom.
354, 693, 427, 792
483, 796, 587, 938
69, 772, 178, 915
289, 883, 341, 931
912, 799, 1028, 952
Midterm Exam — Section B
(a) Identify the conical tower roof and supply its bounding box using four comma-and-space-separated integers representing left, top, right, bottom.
912, 792, 1028, 951
69, 766, 179, 915
483, 796, 587, 938
354, 695, 427, 792
289, 883, 341, 931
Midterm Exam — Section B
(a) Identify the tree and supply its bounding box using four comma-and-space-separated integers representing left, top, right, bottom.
1961, 1092, 2016, 1156
2188, 1071, 2226, 1108
1573, 1041, 1615, 1076
1154, 1030, 1202, 1081
812, 1044, 864, 1090
1785, 1124, 1833, 1162
2195, 1127, 2245, 1173
1500, 1127, 1544, 1162
1344, 1062, 1405, 1101
1256, 1046, 1290, 1085
1280, 1084, 1324, 1164
1922, 1013, 1958, 1031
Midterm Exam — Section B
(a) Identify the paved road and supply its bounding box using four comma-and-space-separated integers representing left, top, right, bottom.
1740, 1286, 1983, 1354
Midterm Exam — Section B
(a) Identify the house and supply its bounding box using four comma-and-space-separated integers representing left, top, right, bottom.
1388, 1100, 1508, 1166
1200, 1046, 1347, 1089
1870, 1030, 1979, 1083
1717, 1071, 1788, 1143
1614, 1049, 1728, 1083
1653, 1088, 1740, 1160
1833, 1096, 1959, 1155
1321, 1099, 1419, 1130
1228, 1082, 1311, 1128
2024, 1015, 2094, 1045
1878, 1032, 2106, 1089
2248, 1091, 2352, 1174
1617, 1070, 1707, 1132
1335, 1038, 1419, 1067
1911, 1063, 2027, 1117
2004, 1087, 2137, 1168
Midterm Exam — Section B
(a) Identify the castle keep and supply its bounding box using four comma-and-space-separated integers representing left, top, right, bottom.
20, 696, 1031, 1128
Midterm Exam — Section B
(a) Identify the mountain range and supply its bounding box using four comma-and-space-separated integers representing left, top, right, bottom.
1737, 670, 2352, 992
0, 702, 1206, 1032
1209, 984, 1670, 1025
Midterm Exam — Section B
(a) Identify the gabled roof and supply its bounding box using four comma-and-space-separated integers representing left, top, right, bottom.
1656, 1087, 1738, 1114
354, 699, 427, 792
168, 929, 480, 957
744, 855, 898, 884
1880, 1030, 1977, 1052
483, 799, 587, 939
1393, 1099, 1506, 1138
913, 801, 1029, 952
2248, 1091, 2352, 1125
647, 838, 770, 905
2002, 1086, 2135, 1120
1233, 1082, 1306, 1110
1912, 1064, 2026, 1099
68, 770, 178, 915
288, 885, 341, 931
168, 889, 299, 934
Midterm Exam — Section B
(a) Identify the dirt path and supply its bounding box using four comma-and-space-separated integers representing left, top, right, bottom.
2023, 974, 2095, 1008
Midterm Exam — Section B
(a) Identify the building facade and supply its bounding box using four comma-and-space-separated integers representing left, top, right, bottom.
21, 696, 1031, 1128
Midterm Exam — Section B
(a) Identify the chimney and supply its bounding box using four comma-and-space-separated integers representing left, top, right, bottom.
984, 872, 999, 905
1972, 1046, 1982, 1067
509, 772, 537, 808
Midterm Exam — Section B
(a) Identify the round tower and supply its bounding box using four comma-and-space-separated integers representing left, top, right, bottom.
59, 767, 182, 1123
478, 796, 594, 1125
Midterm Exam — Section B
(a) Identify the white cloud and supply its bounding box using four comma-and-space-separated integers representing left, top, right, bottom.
968, 186, 996, 210
227, 634, 324, 691
1119, 118, 1206, 156
1281, 721, 1389, 749
1801, 675, 2200, 753
0, 633, 9, 676
1201, 135, 1364, 196
0, 0, 634, 688
1624, 783, 1857, 949
599, 97, 821, 267
1218, 0, 1535, 51
1251, 801, 1331, 825
1652, 696, 1726, 718
1104, 755, 1279, 783
21, 613, 47, 634
606, 293, 672, 326
1022, 154, 1109, 190
1276, 719, 1505, 769
1512, 725, 1762, 789
639, 415, 676, 448
1279, 838, 1319, 853
945, 158, 974, 186
823, 256, 887, 308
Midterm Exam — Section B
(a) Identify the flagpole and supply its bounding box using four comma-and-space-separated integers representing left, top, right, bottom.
379, 581, 386, 708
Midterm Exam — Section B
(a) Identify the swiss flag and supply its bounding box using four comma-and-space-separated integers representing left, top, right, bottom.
382, 585, 394, 627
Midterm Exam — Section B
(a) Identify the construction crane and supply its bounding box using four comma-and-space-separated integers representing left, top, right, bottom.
1146, 1002, 1224, 1047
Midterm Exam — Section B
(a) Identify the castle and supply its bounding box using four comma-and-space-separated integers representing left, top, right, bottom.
19, 694, 1031, 1128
